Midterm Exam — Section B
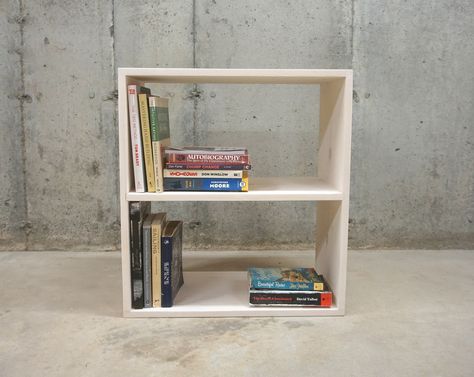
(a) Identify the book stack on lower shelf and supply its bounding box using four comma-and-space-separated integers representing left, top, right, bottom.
163, 147, 250, 192
130, 202, 183, 309
248, 268, 332, 307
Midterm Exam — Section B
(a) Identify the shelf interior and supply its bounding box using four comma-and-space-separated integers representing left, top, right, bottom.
126, 177, 342, 201
126, 271, 340, 318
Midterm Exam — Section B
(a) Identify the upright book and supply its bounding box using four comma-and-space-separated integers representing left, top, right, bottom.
151, 213, 167, 308
129, 201, 151, 309
142, 215, 153, 308
149, 96, 171, 192
138, 93, 156, 192
128, 85, 151, 192
161, 221, 184, 307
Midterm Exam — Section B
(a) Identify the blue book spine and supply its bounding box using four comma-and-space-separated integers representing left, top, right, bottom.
161, 236, 172, 307
164, 178, 247, 191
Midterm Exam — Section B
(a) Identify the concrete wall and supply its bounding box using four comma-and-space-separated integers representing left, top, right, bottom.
1, 0, 473, 251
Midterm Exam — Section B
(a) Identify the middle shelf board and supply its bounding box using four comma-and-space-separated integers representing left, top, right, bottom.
126, 177, 343, 202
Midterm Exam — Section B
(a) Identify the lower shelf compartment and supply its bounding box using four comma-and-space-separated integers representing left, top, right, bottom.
125, 271, 342, 317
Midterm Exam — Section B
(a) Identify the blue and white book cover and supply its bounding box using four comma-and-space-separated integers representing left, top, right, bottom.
248, 267, 325, 291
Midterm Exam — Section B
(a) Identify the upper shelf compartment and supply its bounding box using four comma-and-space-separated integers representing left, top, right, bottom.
118, 68, 352, 84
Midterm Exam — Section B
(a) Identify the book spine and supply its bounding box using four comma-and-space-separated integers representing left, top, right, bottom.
164, 169, 244, 178
165, 163, 251, 170
166, 153, 250, 164
149, 103, 163, 192
251, 280, 324, 291
161, 235, 172, 308
127, 86, 146, 192
138, 93, 156, 192
151, 219, 161, 307
164, 177, 248, 192
142, 221, 152, 308
130, 205, 144, 309
249, 292, 332, 307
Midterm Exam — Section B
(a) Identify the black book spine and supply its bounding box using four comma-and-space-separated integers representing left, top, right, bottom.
130, 204, 144, 309
249, 291, 332, 307
161, 235, 172, 307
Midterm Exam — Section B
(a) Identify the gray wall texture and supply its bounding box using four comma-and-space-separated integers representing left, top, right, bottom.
1, 0, 473, 251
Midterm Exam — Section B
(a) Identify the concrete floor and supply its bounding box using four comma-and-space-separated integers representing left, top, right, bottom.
0, 250, 473, 377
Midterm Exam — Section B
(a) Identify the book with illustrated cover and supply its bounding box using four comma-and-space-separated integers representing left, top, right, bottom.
161, 221, 184, 307
149, 96, 171, 192
138, 93, 156, 192
165, 162, 251, 170
249, 290, 332, 307
165, 146, 249, 164
129, 201, 151, 309
164, 177, 248, 192
128, 85, 151, 192
164, 169, 246, 179
248, 267, 325, 291
151, 213, 167, 308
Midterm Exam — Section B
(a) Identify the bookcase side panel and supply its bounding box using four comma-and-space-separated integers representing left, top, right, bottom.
319, 78, 349, 191
118, 73, 144, 314
315, 201, 347, 312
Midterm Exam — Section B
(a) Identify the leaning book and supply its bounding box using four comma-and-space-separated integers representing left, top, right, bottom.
161, 221, 184, 307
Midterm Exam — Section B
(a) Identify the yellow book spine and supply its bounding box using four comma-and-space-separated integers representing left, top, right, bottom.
138, 93, 156, 192
242, 174, 249, 192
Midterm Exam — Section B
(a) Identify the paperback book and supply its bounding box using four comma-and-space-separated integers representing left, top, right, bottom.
149, 96, 171, 192
248, 267, 325, 291
164, 177, 248, 192
161, 221, 184, 307
164, 169, 246, 178
249, 290, 332, 307
128, 85, 151, 192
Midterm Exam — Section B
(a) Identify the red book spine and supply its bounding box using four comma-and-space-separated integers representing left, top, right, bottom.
166, 153, 250, 164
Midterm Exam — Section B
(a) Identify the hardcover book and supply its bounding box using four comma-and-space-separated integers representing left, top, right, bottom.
138, 93, 156, 192
249, 290, 332, 307
129, 201, 151, 309
165, 146, 249, 164
151, 213, 167, 308
128, 85, 151, 192
161, 221, 184, 307
248, 267, 325, 291
164, 177, 248, 192
149, 96, 171, 192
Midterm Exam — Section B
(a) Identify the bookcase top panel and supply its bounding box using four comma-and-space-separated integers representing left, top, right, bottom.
119, 68, 352, 84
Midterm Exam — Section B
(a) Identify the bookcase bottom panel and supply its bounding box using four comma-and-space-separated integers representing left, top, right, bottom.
125, 271, 342, 318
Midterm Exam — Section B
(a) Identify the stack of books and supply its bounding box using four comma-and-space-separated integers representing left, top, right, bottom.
128, 85, 170, 193
129, 202, 183, 309
248, 267, 332, 307
163, 147, 251, 192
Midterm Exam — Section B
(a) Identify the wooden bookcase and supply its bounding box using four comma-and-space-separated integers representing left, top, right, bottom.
118, 68, 352, 317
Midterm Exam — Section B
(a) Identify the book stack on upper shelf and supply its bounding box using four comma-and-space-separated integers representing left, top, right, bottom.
128, 84, 170, 193
130, 202, 183, 309
248, 268, 333, 307
163, 147, 251, 192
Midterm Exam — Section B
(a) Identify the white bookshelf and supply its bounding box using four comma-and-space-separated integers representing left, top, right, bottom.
118, 68, 353, 317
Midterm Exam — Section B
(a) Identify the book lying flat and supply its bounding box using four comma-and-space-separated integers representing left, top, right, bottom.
248, 267, 325, 291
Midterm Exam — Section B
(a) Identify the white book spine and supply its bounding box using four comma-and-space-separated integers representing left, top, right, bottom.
163, 169, 244, 178
128, 85, 146, 192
